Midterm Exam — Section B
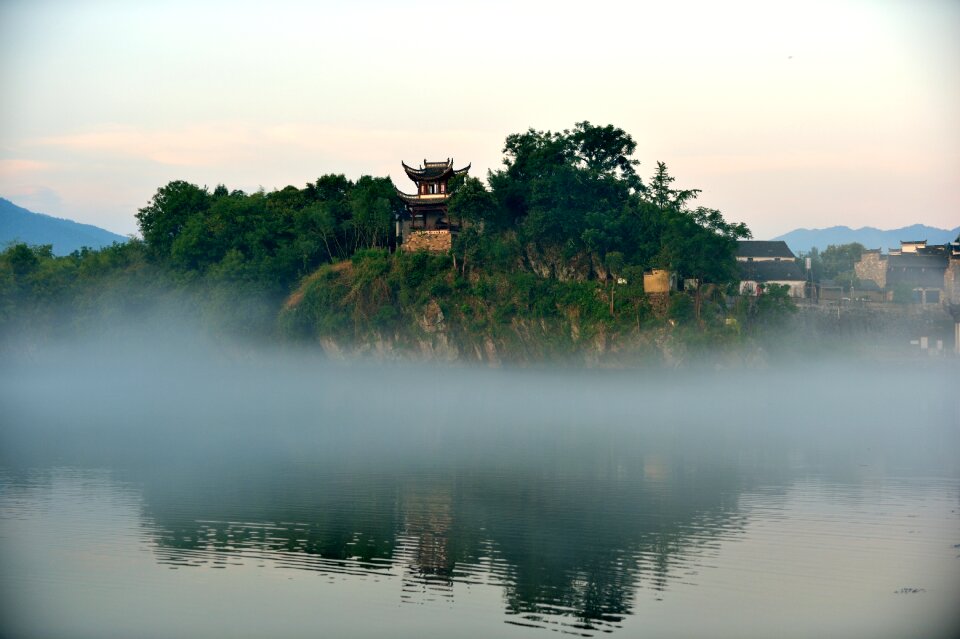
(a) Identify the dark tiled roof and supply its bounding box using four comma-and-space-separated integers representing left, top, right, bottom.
736, 240, 796, 259
738, 260, 806, 282
395, 190, 451, 207
402, 159, 470, 183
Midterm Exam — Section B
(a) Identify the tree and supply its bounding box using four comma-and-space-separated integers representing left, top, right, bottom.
136, 181, 211, 258
642, 163, 750, 319
659, 206, 750, 319
486, 122, 642, 267
6, 243, 43, 276
448, 177, 497, 274
751, 283, 797, 329
605, 251, 625, 316
488, 122, 638, 231
569, 121, 642, 190
646, 161, 699, 213
819, 242, 865, 280
347, 176, 400, 251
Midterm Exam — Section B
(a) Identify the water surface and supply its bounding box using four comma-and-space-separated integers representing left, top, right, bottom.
2, 352, 958, 638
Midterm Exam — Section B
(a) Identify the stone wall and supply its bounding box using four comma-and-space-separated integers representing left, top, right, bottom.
643, 269, 674, 294
402, 230, 452, 253
944, 259, 960, 304
854, 251, 887, 288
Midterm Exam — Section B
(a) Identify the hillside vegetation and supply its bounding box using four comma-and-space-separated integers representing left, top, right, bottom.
2, 122, 803, 365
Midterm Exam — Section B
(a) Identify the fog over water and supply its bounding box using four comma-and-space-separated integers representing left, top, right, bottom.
1, 335, 959, 638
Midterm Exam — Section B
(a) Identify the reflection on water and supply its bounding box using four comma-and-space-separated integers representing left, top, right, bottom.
1, 356, 959, 638
136, 460, 749, 635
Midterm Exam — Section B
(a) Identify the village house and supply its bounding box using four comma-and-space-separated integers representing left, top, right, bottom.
395, 159, 470, 253
854, 240, 959, 304
735, 240, 807, 298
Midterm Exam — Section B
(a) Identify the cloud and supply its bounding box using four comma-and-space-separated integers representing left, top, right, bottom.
27, 123, 493, 175
31, 124, 258, 167
0, 158, 53, 176
678, 152, 936, 176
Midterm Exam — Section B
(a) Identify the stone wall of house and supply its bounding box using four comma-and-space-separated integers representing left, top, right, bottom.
944, 258, 960, 304
854, 252, 887, 288
402, 230, 452, 253
643, 269, 673, 294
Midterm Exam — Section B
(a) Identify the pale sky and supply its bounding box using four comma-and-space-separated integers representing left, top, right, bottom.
1, 0, 957, 240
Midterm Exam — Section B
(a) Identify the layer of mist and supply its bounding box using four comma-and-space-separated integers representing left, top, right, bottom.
2, 329, 958, 638
3, 327, 958, 474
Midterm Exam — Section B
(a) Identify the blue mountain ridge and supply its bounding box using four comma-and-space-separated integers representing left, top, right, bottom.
1, 197, 128, 256
772, 224, 960, 255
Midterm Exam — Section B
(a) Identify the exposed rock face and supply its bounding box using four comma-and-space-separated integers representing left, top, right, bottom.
418, 300, 445, 334
524, 243, 595, 282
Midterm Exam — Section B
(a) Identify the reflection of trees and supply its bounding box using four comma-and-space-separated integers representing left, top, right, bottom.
445, 455, 751, 632
139, 466, 401, 572
134, 443, 757, 635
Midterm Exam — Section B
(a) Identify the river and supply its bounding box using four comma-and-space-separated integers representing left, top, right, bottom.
2, 348, 958, 638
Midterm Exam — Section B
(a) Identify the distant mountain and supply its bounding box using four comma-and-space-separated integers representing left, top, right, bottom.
772, 224, 960, 255
1, 197, 127, 256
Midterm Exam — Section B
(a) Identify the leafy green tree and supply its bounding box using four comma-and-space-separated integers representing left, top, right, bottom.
751, 283, 797, 328
604, 251, 625, 315
569, 122, 642, 189
6, 243, 42, 276
302, 174, 353, 259
642, 163, 750, 318
449, 177, 498, 274
347, 176, 399, 251
819, 242, 864, 280
646, 161, 699, 213
136, 181, 212, 258
487, 122, 638, 242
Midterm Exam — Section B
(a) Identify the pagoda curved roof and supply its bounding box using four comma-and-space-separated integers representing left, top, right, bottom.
402, 159, 471, 183
395, 189, 452, 206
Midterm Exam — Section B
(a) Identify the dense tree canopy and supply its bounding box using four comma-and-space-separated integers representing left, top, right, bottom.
4, 121, 775, 355
803, 242, 865, 286
463, 121, 750, 288
126, 121, 751, 295
134, 174, 403, 291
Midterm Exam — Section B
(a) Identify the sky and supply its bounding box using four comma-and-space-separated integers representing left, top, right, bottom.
1, 0, 957, 240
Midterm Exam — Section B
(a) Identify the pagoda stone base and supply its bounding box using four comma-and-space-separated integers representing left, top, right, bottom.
402, 230, 452, 253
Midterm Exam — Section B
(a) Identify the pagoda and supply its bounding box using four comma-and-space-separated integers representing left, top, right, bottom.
396, 158, 470, 251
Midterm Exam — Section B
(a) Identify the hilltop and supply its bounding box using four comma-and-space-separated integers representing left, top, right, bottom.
1, 197, 127, 256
